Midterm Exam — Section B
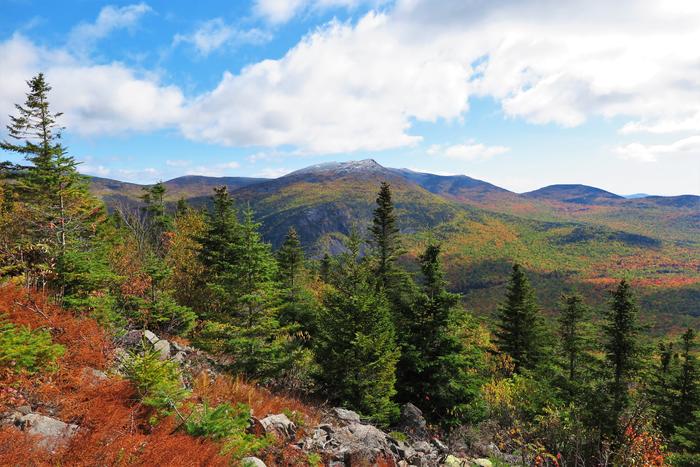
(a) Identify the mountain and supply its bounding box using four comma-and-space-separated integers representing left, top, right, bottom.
523, 184, 624, 205
86, 160, 700, 333
624, 193, 650, 199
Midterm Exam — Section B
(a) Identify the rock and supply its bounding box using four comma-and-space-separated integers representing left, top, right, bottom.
172, 351, 187, 363
14, 413, 78, 451
153, 339, 171, 360
120, 330, 144, 347
471, 459, 493, 467
413, 440, 433, 454
81, 367, 108, 382
332, 407, 361, 424
300, 421, 395, 464
17, 405, 32, 415
443, 455, 467, 467
398, 402, 428, 440
241, 457, 266, 467
431, 437, 449, 454
260, 413, 296, 440
143, 329, 159, 345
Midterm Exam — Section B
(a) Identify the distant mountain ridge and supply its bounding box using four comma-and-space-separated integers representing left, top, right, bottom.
84, 159, 700, 333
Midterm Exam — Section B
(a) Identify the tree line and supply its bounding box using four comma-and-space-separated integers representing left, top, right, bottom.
1, 74, 698, 465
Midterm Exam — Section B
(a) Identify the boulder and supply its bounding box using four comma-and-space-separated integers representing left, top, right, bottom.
172, 351, 187, 363
431, 437, 449, 454
471, 459, 493, 467
241, 457, 267, 467
300, 421, 395, 464
332, 407, 361, 424
413, 440, 433, 454
397, 402, 428, 440
153, 339, 171, 360
143, 329, 159, 345
260, 413, 296, 440
14, 413, 78, 451
443, 455, 468, 467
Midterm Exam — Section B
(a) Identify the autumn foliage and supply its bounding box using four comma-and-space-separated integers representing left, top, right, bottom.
0, 285, 316, 465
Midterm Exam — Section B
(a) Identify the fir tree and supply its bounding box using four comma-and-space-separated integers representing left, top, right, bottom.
368, 182, 402, 288
558, 293, 588, 382
277, 227, 304, 291
315, 234, 399, 424
1, 73, 102, 290
141, 182, 172, 256
495, 263, 544, 372
396, 243, 486, 426
601, 279, 641, 438
673, 329, 699, 432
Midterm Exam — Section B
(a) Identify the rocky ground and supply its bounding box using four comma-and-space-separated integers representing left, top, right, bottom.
1, 327, 510, 466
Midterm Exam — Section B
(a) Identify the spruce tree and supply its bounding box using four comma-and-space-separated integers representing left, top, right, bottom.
558, 293, 588, 382
673, 329, 699, 432
315, 235, 399, 424
396, 243, 486, 426
495, 263, 544, 372
368, 182, 402, 288
601, 279, 641, 438
1, 73, 102, 290
141, 182, 172, 256
277, 227, 304, 291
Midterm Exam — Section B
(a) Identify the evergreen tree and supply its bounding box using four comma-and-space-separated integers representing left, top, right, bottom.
277, 227, 304, 291
368, 182, 402, 288
495, 264, 544, 372
396, 243, 486, 426
141, 182, 172, 256
673, 329, 699, 432
1, 73, 102, 290
601, 279, 641, 438
315, 234, 399, 424
558, 293, 589, 382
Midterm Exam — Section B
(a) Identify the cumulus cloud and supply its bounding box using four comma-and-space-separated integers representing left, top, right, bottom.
428, 141, 510, 161
69, 3, 151, 50
614, 136, 700, 162
3, 0, 700, 156
0, 34, 184, 134
173, 18, 271, 56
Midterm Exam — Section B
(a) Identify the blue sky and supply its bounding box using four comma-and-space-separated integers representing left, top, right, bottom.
1, 0, 699, 195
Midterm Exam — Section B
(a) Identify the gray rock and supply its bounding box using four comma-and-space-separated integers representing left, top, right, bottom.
300, 421, 395, 464
143, 329, 159, 345
471, 459, 493, 467
153, 339, 171, 360
260, 413, 296, 440
332, 407, 361, 424
14, 413, 78, 451
81, 367, 108, 382
172, 351, 187, 363
413, 440, 433, 454
17, 405, 32, 415
431, 437, 449, 454
241, 457, 266, 467
398, 402, 428, 440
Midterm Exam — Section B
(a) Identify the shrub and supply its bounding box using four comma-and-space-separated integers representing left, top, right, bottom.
185, 402, 250, 440
122, 348, 188, 417
0, 316, 64, 373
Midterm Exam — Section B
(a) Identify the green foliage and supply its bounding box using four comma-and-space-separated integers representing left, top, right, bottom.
315, 237, 399, 425
600, 279, 642, 437
368, 181, 403, 287
0, 317, 64, 373
122, 348, 189, 417
396, 243, 487, 427
495, 264, 546, 372
185, 402, 251, 440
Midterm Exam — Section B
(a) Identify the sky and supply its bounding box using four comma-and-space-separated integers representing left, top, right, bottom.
1, 0, 699, 195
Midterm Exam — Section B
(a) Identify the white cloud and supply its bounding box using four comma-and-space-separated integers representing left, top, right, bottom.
185, 161, 241, 177
614, 136, 700, 162
0, 34, 184, 135
427, 141, 509, 161
69, 3, 151, 50
173, 18, 271, 56
253, 0, 371, 24
79, 164, 111, 177
3, 0, 700, 157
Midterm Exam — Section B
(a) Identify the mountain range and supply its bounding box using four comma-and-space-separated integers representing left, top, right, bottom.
89, 160, 700, 333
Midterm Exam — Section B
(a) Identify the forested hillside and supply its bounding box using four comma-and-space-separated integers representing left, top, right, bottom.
89, 161, 700, 335
1, 75, 699, 466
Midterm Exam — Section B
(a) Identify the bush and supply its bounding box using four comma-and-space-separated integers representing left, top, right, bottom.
185, 402, 250, 440
185, 401, 272, 460
0, 316, 64, 373
122, 348, 188, 417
